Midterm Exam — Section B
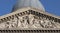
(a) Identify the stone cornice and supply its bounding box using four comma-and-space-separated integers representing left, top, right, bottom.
0, 7, 60, 23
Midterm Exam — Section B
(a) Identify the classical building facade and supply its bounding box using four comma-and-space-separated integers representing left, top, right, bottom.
0, 0, 60, 33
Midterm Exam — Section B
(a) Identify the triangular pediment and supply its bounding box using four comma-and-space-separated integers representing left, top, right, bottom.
0, 7, 60, 30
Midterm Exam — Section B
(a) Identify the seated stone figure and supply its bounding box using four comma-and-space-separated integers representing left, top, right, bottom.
18, 16, 29, 28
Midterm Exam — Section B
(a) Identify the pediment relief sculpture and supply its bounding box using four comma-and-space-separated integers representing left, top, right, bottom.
0, 13, 60, 29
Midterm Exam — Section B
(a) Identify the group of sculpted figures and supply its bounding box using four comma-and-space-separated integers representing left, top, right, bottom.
0, 14, 59, 29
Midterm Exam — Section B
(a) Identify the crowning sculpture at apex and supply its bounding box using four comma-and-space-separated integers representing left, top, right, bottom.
0, 0, 60, 30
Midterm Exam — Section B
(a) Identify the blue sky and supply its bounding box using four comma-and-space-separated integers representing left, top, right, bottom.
0, 0, 60, 16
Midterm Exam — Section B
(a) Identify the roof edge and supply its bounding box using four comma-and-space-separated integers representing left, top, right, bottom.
0, 7, 60, 19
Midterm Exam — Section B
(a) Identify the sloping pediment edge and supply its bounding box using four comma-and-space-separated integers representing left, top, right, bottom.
0, 7, 60, 30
